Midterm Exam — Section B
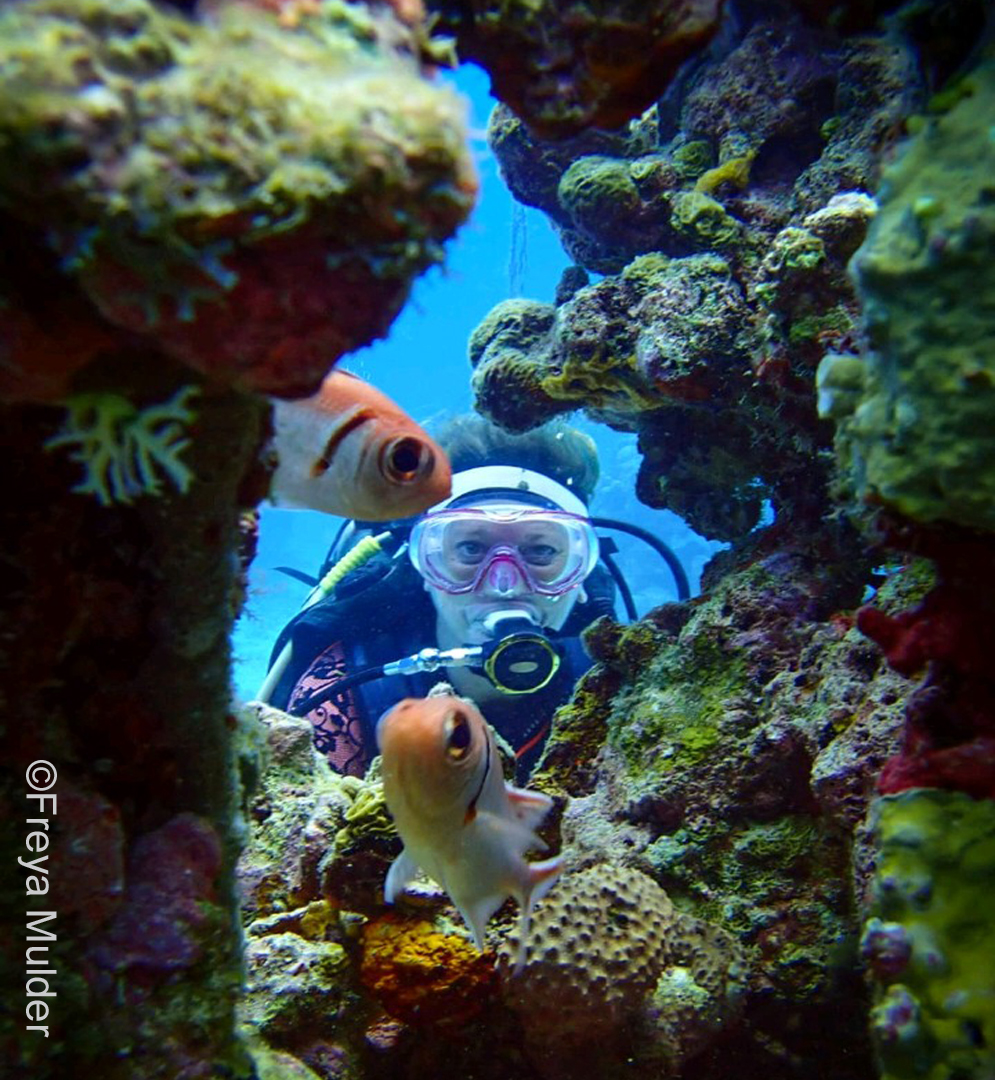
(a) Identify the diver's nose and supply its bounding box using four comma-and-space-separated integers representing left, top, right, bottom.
481, 556, 527, 596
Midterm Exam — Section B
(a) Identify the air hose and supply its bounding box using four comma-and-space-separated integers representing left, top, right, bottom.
255, 530, 392, 703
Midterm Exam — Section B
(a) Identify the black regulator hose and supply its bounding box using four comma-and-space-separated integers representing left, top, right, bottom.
590, 516, 691, 601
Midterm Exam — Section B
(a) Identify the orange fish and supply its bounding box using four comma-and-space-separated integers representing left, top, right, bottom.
377, 693, 563, 972
269, 370, 451, 521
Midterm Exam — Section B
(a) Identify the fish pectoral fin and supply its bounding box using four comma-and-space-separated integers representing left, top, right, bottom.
455, 892, 507, 953
510, 855, 565, 976
384, 848, 420, 904
506, 785, 554, 832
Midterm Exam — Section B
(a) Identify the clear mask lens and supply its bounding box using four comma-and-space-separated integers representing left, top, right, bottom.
410, 505, 598, 596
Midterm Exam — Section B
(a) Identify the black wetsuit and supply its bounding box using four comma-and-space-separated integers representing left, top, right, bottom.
268, 552, 613, 779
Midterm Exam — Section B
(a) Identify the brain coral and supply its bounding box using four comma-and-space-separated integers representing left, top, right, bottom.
498, 864, 743, 1077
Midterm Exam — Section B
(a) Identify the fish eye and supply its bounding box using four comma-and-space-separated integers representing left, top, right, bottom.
444, 709, 472, 760
382, 437, 432, 484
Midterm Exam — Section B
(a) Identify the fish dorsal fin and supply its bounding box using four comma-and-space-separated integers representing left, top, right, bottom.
384, 848, 421, 904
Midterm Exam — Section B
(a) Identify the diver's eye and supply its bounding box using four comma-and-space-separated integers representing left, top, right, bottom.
383, 437, 432, 484
521, 543, 559, 567
444, 709, 472, 761
453, 539, 487, 564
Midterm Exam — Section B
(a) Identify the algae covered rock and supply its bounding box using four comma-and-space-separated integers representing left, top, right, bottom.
861, 789, 995, 1080
426, 0, 724, 139
827, 60, 995, 532
0, 0, 476, 398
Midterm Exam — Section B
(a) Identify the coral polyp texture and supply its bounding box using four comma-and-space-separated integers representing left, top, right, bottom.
0, 0, 476, 397
861, 789, 995, 1080
425, 0, 725, 139
825, 60, 995, 534
498, 864, 744, 1079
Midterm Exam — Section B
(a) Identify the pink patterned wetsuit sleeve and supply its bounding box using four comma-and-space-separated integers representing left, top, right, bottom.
287, 641, 368, 776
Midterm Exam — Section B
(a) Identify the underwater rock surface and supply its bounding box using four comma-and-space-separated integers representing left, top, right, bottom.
824, 60, 995, 534
0, 0, 476, 400
425, 0, 725, 139
4, 1, 995, 1078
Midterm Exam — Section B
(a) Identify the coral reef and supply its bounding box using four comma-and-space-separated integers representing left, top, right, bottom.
1, 353, 270, 1078
525, 550, 929, 1078
855, 525, 995, 801
0, 0, 476, 398
425, 0, 725, 139
861, 789, 995, 1080
360, 914, 499, 1026
825, 60, 995, 534
471, 3, 918, 542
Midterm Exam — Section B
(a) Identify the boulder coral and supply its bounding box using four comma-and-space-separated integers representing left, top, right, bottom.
498, 864, 745, 1079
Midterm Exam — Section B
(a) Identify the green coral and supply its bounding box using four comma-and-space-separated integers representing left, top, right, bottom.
467, 298, 555, 369
333, 771, 396, 854
670, 190, 741, 246
44, 385, 198, 506
864, 789, 995, 1080
693, 151, 755, 196
836, 59, 995, 531
558, 155, 642, 235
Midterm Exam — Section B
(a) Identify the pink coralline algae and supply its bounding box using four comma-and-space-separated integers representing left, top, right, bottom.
87, 812, 224, 981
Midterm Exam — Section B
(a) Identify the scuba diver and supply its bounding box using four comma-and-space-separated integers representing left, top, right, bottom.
259, 415, 689, 779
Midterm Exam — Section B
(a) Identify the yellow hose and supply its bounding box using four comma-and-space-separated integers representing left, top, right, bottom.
255, 530, 392, 703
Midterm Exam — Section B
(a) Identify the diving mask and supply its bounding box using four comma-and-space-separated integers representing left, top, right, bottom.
409, 503, 599, 597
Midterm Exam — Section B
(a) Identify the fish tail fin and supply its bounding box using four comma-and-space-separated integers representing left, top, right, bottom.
511, 855, 564, 976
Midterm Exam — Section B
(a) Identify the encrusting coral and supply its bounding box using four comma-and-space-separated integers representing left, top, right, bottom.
825, 59, 995, 534
0, 0, 476, 398
861, 789, 995, 1080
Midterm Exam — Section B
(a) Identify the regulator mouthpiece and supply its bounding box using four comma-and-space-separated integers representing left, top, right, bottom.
479, 614, 561, 695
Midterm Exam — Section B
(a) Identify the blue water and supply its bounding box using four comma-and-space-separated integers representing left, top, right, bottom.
231, 64, 725, 702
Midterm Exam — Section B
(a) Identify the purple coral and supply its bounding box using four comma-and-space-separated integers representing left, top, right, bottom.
88, 812, 223, 980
